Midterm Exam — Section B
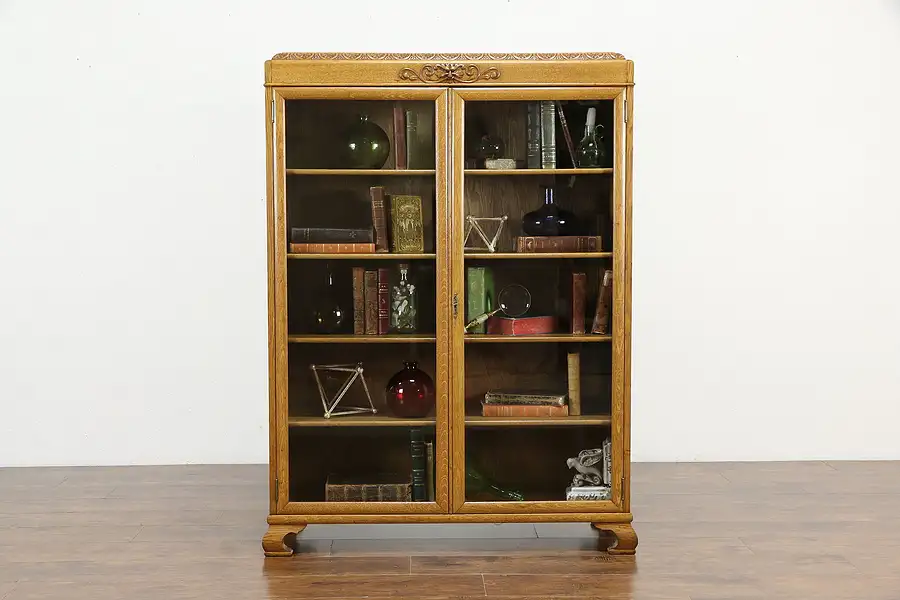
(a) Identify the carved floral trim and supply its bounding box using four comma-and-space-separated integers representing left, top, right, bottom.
271, 52, 625, 61
398, 63, 500, 84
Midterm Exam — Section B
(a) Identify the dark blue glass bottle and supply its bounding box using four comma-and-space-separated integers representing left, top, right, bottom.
522, 186, 578, 236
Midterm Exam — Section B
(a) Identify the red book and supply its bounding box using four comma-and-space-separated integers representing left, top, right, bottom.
377, 268, 390, 335
289, 242, 375, 254
486, 316, 556, 336
482, 404, 569, 417
352, 267, 365, 335
393, 107, 407, 169
571, 272, 586, 334
516, 236, 602, 253
363, 271, 378, 335
370, 186, 389, 253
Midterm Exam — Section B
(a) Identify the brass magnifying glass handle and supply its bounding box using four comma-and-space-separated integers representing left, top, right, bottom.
464, 307, 502, 331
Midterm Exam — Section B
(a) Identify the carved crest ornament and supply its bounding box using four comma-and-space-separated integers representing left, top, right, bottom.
398, 63, 500, 84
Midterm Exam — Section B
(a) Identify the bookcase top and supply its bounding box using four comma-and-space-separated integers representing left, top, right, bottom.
271, 52, 626, 61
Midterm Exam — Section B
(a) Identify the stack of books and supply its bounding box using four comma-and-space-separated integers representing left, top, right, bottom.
289, 227, 374, 254
481, 391, 568, 417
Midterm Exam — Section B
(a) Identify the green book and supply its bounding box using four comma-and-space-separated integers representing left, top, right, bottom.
466, 267, 494, 334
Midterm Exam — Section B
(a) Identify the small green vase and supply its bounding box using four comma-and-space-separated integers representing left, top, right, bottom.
344, 114, 390, 169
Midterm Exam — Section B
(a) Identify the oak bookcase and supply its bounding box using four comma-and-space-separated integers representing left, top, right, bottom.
262, 53, 636, 556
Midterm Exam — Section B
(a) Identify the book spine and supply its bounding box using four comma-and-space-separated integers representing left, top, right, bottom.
602, 437, 612, 486
515, 236, 601, 253
572, 272, 586, 334
405, 109, 418, 169
425, 441, 435, 502
540, 100, 556, 169
363, 270, 378, 335
555, 101, 577, 167
526, 102, 542, 169
370, 186, 390, 253
466, 267, 487, 334
484, 392, 566, 406
482, 404, 569, 417
377, 268, 390, 335
567, 352, 581, 416
592, 269, 614, 334
485, 315, 555, 335
393, 106, 407, 169
390, 195, 424, 253
410, 428, 427, 501
289, 242, 375, 254
352, 267, 365, 335
290, 228, 374, 243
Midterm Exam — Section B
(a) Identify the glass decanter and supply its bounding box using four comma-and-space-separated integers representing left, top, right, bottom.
521, 186, 578, 236
575, 107, 607, 168
390, 263, 417, 333
309, 265, 345, 333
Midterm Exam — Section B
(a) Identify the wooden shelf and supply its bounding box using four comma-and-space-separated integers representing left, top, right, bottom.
465, 334, 612, 343
286, 169, 435, 176
464, 168, 613, 176
288, 334, 436, 344
465, 252, 612, 260
289, 415, 435, 427
287, 253, 436, 260
466, 415, 611, 426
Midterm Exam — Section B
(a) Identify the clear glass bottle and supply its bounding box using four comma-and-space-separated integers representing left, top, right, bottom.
575, 107, 606, 168
390, 264, 417, 333
309, 264, 345, 333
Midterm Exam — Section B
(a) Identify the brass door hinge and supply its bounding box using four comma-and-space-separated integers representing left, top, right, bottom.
452, 293, 459, 318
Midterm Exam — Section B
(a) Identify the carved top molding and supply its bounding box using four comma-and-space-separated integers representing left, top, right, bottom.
271, 52, 626, 61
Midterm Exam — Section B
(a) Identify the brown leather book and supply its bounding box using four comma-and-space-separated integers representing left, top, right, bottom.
289, 242, 375, 254
592, 269, 614, 334
571, 272, 586, 334
363, 270, 378, 335
515, 236, 601, 253
377, 267, 390, 335
352, 267, 365, 335
482, 404, 569, 417
567, 352, 581, 416
369, 186, 390, 252
393, 107, 407, 169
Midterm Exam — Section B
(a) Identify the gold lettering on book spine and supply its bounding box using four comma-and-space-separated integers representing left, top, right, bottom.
398, 63, 501, 84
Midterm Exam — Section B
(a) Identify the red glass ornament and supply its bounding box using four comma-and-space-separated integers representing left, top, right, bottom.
385, 361, 435, 418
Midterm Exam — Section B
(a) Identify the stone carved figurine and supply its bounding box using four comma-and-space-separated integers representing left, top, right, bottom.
566, 448, 604, 487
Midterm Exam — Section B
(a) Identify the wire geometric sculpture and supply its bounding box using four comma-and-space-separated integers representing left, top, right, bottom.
464, 215, 507, 253
311, 363, 377, 419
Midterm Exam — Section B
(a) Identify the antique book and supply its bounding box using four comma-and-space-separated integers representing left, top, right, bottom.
602, 437, 612, 485
425, 441, 435, 502
556, 101, 577, 167
351, 267, 365, 335
325, 473, 412, 502
369, 186, 390, 252
486, 315, 555, 335
377, 267, 390, 335
526, 102, 542, 169
363, 270, 378, 335
566, 485, 611, 501
405, 108, 416, 169
410, 428, 427, 502
406, 107, 434, 169
571, 272, 587, 334
567, 352, 581, 416
483, 391, 567, 407
290, 227, 373, 244
390, 195, 424, 253
466, 266, 494, 335
393, 106, 407, 169
289, 242, 375, 254
516, 236, 602, 253
482, 404, 569, 417
540, 100, 557, 169
592, 269, 614, 334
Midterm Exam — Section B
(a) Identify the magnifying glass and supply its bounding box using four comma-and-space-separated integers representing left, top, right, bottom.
465, 284, 532, 332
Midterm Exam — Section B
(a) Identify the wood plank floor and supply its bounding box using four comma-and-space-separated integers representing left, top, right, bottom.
1, 461, 898, 599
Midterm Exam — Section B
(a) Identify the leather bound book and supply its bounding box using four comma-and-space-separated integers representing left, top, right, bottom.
289, 242, 375, 254
393, 106, 407, 169
425, 441, 435, 502
540, 100, 557, 169
370, 186, 390, 252
363, 270, 378, 335
352, 267, 365, 335
526, 102, 542, 169
377, 267, 390, 335
483, 391, 566, 406
592, 269, 614, 334
466, 266, 494, 335
390, 195, 424, 253
515, 236, 602, 253
409, 428, 427, 502
290, 228, 374, 243
567, 352, 581, 416
486, 315, 555, 335
482, 404, 569, 417
325, 474, 412, 502
571, 272, 586, 334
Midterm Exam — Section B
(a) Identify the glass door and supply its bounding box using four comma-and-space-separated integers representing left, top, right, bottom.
272, 87, 450, 514
450, 88, 627, 513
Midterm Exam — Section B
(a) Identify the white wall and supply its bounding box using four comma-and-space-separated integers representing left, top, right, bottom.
1, 0, 899, 467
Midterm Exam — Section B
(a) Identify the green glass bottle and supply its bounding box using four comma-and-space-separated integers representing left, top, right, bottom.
344, 114, 390, 169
